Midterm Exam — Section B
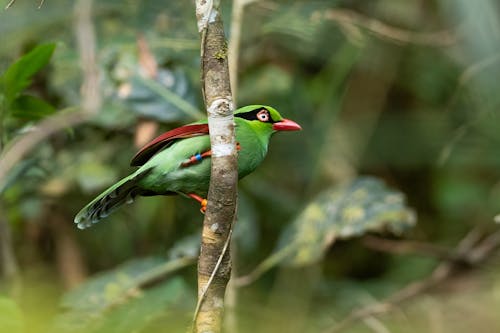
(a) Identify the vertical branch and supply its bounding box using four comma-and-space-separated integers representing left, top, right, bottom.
194, 0, 237, 332
228, 0, 258, 105
74, 0, 101, 115
228, 0, 244, 104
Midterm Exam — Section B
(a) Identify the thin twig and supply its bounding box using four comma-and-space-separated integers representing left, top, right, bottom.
0, 109, 89, 190
224, 241, 239, 333
5, 0, 45, 9
362, 236, 462, 262
325, 9, 458, 47
362, 316, 391, 333
325, 227, 500, 333
4, 0, 15, 9
233, 241, 297, 287
438, 53, 500, 165
467, 229, 500, 264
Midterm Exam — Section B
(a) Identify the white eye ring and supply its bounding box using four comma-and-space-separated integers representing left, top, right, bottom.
257, 110, 269, 122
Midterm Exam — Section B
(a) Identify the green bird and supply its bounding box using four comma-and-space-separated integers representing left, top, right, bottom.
74, 105, 301, 229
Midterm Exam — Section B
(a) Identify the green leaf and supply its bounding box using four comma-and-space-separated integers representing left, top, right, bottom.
0, 158, 36, 194
54, 277, 192, 333
54, 256, 195, 333
61, 257, 177, 312
122, 69, 203, 122
90, 278, 189, 333
2, 43, 56, 104
0, 298, 24, 333
10, 94, 56, 120
277, 177, 416, 266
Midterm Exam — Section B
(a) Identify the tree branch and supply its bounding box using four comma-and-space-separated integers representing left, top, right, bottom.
325, 227, 500, 333
194, 0, 237, 332
228, 0, 259, 104
325, 9, 458, 47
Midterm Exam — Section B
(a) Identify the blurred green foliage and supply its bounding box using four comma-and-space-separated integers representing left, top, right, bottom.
0, 297, 23, 333
1, 0, 500, 333
0, 43, 56, 145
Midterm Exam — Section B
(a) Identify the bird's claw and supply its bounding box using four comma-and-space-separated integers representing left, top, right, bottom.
200, 199, 207, 214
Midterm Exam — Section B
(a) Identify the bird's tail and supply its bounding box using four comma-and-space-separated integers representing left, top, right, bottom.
74, 169, 152, 229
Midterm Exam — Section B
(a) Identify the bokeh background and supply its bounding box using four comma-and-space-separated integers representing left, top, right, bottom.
1, 1, 500, 332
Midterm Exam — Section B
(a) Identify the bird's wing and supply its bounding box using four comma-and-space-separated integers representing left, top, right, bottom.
130, 124, 209, 166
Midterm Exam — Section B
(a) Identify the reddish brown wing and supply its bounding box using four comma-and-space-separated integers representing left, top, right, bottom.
130, 124, 209, 166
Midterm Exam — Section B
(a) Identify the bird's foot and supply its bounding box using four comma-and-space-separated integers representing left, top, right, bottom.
187, 193, 207, 213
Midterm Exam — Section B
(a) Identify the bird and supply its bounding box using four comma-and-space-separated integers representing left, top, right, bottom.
74, 105, 301, 229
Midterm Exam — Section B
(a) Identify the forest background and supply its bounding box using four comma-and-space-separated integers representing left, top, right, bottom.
1, 1, 500, 333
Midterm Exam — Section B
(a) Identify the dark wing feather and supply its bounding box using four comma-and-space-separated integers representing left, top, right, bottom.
130, 123, 209, 166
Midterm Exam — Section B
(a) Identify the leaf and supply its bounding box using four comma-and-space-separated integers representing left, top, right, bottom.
54, 277, 191, 333
10, 94, 56, 120
276, 177, 416, 266
120, 68, 202, 122
0, 158, 36, 194
0, 298, 24, 333
54, 257, 195, 333
89, 278, 189, 333
2, 43, 56, 104
61, 257, 174, 312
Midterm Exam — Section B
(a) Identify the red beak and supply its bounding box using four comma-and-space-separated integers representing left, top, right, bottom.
272, 118, 302, 131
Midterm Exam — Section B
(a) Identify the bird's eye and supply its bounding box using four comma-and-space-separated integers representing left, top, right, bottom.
257, 110, 270, 122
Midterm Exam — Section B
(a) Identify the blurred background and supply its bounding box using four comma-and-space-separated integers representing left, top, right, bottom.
1, 0, 500, 332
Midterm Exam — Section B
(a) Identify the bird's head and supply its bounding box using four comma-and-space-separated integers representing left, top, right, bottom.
234, 105, 302, 133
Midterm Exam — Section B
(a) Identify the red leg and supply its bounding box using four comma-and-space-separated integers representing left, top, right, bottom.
181, 143, 241, 168
187, 193, 207, 213
181, 150, 212, 167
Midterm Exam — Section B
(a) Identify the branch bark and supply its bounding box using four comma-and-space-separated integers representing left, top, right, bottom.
194, 1, 237, 332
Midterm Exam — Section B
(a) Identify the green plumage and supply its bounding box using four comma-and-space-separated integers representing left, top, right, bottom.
74, 105, 300, 229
